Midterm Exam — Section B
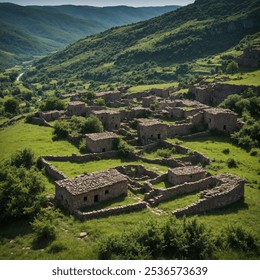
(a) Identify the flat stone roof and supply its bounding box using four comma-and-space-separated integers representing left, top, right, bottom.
204, 108, 236, 115
68, 101, 86, 106
56, 169, 128, 195
95, 91, 120, 97
85, 131, 117, 141
169, 166, 206, 176
93, 109, 120, 115
139, 119, 166, 127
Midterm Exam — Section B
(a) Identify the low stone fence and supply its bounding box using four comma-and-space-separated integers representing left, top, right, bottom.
149, 173, 168, 185
40, 158, 67, 180
172, 176, 245, 216
114, 164, 158, 180
74, 201, 147, 221
151, 176, 217, 205
0, 115, 25, 128
179, 130, 210, 140
30, 117, 53, 127
133, 154, 184, 168
43, 151, 119, 163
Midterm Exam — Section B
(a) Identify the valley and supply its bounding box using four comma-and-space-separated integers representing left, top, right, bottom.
0, 0, 260, 260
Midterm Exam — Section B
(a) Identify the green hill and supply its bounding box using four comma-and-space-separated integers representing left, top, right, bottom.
0, 3, 179, 70
26, 0, 260, 84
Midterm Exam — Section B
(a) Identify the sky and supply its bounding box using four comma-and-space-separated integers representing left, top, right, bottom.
0, 0, 195, 7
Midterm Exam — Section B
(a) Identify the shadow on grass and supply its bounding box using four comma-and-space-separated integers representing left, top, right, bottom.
0, 219, 32, 240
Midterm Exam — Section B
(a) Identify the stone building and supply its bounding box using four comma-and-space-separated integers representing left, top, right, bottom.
138, 119, 168, 145
95, 91, 121, 104
150, 88, 170, 98
168, 166, 207, 186
39, 110, 63, 122
85, 132, 118, 153
67, 101, 86, 116
55, 169, 128, 211
204, 108, 237, 133
142, 96, 157, 108
92, 109, 120, 130
237, 46, 260, 68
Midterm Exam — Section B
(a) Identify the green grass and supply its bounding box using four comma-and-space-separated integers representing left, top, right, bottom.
0, 121, 79, 161
49, 158, 168, 178
221, 69, 260, 86
152, 181, 172, 189
127, 82, 178, 93
157, 191, 200, 212
169, 136, 260, 188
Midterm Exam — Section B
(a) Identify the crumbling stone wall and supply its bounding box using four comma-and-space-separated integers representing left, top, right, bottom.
167, 123, 193, 137
74, 201, 147, 221
114, 165, 158, 180
40, 158, 67, 180
172, 174, 245, 216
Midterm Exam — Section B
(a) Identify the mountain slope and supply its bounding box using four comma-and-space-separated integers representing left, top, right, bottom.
0, 3, 179, 70
28, 0, 260, 84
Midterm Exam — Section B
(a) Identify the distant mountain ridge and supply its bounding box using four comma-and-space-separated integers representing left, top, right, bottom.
0, 3, 179, 70
27, 0, 260, 84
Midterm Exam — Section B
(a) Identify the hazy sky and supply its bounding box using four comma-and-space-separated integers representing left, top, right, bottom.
0, 0, 195, 7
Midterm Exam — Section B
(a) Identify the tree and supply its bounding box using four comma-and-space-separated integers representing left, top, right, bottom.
40, 97, 65, 111
53, 120, 70, 139
226, 61, 239, 74
0, 164, 46, 224
87, 91, 96, 101
94, 98, 106, 106
4, 98, 19, 114
81, 115, 104, 134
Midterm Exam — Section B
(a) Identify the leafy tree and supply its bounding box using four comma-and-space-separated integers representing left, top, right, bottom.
53, 120, 70, 139
113, 137, 134, 157
226, 61, 239, 74
0, 164, 46, 224
40, 97, 65, 111
81, 115, 104, 134
4, 98, 19, 114
87, 91, 96, 101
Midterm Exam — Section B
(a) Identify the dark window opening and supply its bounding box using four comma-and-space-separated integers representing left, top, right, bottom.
190, 175, 193, 179
94, 195, 99, 203
60, 194, 63, 201
223, 125, 226, 131
151, 134, 153, 138
84, 196, 87, 201
115, 124, 118, 128
209, 118, 211, 123
102, 148, 106, 152
158, 134, 161, 139
105, 190, 109, 195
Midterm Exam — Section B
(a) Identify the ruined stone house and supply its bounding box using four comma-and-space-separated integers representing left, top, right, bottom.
168, 166, 207, 186
237, 46, 260, 68
67, 101, 86, 116
55, 169, 128, 212
39, 110, 63, 122
93, 109, 121, 130
142, 96, 158, 108
150, 88, 170, 98
204, 108, 238, 133
138, 119, 168, 145
85, 131, 118, 153
95, 91, 121, 104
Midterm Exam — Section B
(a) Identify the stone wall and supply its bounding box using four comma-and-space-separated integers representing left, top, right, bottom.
133, 154, 184, 168
74, 201, 147, 221
167, 123, 194, 137
190, 83, 260, 106
172, 175, 244, 216
30, 117, 53, 127
40, 158, 67, 180
43, 151, 119, 163
114, 165, 158, 180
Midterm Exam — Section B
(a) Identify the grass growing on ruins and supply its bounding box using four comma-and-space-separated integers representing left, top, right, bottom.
157, 192, 200, 212
0, 121, 79, 161
142, 147, 185, 160
49, 158, 168, 178
152, 181, 172, 189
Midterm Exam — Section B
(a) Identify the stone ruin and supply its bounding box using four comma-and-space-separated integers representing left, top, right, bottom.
237, 45, 260, 68
55, 168, 128, 212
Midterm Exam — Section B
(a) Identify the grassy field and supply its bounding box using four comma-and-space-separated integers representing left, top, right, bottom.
49, 158, 169, 178
0, 121, 79, 161
127, 82, 178, 93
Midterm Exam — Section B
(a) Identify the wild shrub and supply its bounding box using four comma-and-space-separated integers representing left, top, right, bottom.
227, 158, 237, 168
11, 148, 34, 168
222, 148, 230, 154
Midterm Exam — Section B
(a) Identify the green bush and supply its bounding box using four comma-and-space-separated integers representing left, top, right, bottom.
0, 163, 46, 224
94, 97, 106, 106
157, 148, 176, 158
226, 61, 239, 74
4, 98, 19, 114
80, 115, 104, 134
11, 148, 34, 169
227, 158, 237, 168
222, 148, 230, 154
79, 139, 88, 154
31, 210, 57, 246
40, 97, 65, 111
113, 137, 134, 157
53, 120, 70, 139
